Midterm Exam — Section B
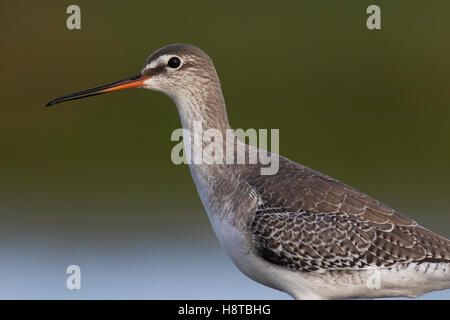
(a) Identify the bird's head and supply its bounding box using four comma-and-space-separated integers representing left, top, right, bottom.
46, 44, 220, 107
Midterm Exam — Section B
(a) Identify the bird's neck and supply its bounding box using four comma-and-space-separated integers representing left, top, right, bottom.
173, 83, 234, 165
173, 86, 240, 217
173, 85, 230, 134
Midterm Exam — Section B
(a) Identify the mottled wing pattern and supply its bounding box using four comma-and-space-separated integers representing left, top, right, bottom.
246, 157, 450, 272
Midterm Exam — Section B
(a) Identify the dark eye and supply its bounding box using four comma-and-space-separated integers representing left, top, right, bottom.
168, 57, 181, 68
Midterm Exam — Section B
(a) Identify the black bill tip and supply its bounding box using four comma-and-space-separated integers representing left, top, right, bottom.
45, 73, 145, 107
46, 100, 58, 107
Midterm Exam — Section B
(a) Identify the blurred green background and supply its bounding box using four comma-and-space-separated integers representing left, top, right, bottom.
0, 1, 449, 298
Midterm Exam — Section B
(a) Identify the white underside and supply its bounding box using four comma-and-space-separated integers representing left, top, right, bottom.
209, 216, 450, 300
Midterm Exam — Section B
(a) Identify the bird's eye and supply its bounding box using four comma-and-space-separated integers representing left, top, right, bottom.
168, 57, 181, 68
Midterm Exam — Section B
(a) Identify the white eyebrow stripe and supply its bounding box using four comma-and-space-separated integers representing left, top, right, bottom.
146, 55, 169, 69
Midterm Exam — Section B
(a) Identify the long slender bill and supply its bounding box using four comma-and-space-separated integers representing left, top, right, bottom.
46, 73, 150, 107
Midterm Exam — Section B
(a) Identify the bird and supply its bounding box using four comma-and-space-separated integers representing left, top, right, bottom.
46, 44, 450, 299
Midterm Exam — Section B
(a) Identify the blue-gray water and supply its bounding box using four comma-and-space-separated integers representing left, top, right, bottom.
0, 232, 448, 299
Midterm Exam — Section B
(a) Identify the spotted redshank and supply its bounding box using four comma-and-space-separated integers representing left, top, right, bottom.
46, 44, 450, 299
